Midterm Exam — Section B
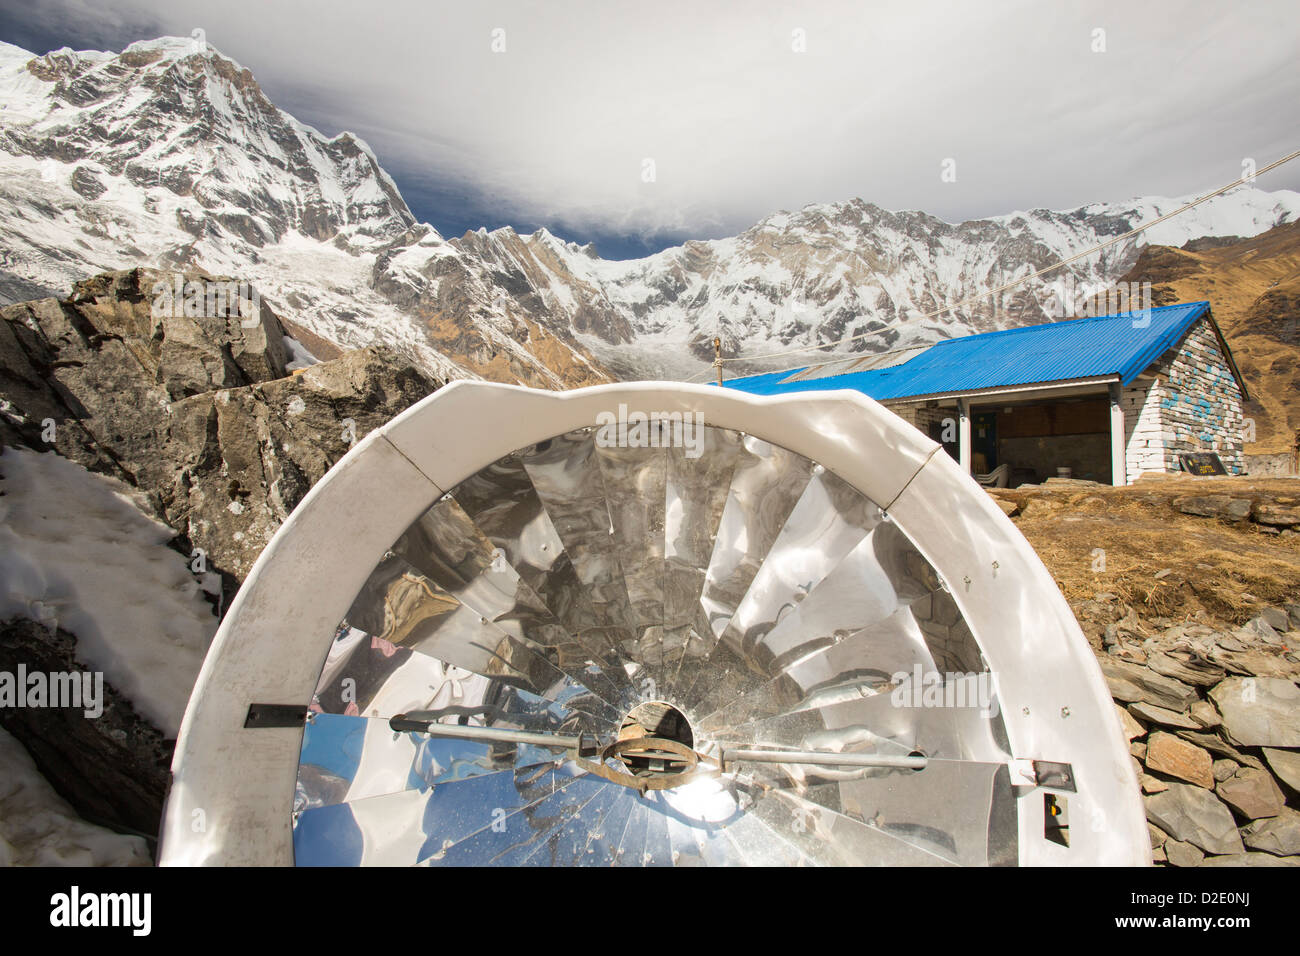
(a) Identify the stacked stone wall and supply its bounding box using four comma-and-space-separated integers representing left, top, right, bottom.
1154, 323, 1246, 475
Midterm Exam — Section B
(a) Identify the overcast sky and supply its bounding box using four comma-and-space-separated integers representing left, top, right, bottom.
2, 0, 1297, 258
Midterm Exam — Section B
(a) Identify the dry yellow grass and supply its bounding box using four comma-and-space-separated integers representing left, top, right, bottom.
995, 477, 1300, 626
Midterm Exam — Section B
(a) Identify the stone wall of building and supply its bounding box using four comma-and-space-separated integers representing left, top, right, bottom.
888, 403, 921, 428
889, 402, 957, 440
1122, 377, 1167, 483
1151, 322, 1246, 475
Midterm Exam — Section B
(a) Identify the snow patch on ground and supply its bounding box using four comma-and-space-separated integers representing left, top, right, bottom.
283, 334, 319, 370
0, 725, 150, 866
0, 448, 217, 736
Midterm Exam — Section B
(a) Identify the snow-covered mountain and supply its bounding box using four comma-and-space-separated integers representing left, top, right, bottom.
565, 190, 1300, 379
2, 36, 1298, 384
0, 37, 607, 387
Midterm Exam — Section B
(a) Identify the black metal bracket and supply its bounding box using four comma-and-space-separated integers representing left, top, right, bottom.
244, 703, 309, 728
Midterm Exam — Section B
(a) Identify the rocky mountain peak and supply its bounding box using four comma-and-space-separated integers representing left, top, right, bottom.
2, 35, 1298, 388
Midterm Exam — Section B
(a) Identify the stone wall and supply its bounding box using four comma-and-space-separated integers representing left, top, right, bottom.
1151, 322, 1247, 475
1246, 452, 1297, 477
890, 402, 955, 438
1122, 377, 1166, 483
888, 403, 921, 428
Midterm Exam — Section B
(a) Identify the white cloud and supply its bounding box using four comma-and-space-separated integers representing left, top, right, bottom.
11, 0, 1300, 241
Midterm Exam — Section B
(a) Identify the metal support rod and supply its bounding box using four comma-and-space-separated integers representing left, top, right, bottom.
391, 716, 929, 775
390, 715, 588, 752
722, 749, 928, 770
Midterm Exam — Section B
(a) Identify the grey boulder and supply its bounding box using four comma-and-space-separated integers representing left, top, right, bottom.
1145, 783, 1245, 856
1209, 677, 1300, 747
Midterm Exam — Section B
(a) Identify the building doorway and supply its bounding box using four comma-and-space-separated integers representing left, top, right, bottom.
973, 411, 997, 473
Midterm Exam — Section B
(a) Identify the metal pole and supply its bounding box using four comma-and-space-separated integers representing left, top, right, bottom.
391, 716, 930, 773
390, 715, 587, 752
722, 749, 927, 770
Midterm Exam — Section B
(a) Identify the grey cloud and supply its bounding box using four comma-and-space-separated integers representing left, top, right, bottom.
3, 0, 1298, 243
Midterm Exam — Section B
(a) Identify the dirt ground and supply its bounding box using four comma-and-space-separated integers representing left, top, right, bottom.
992, 476, 1300, 632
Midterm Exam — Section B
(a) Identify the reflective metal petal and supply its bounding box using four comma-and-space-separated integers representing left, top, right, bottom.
294, 424, 1018, 867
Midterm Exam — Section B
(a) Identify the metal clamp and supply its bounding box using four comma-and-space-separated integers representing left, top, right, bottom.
1008, 758, 1076, 792
576, 737, 721, 793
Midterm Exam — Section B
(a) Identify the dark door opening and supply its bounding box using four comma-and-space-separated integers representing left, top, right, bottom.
973, 412, 997, 473
928, 419, 959, 462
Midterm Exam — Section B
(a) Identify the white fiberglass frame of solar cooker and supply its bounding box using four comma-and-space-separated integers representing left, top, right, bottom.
159, 380, 1149, 867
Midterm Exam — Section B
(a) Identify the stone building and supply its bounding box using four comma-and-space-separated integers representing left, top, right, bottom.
726, 301, 1249, 486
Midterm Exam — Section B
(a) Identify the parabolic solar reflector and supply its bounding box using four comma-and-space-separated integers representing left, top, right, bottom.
159, 381, 1149, 866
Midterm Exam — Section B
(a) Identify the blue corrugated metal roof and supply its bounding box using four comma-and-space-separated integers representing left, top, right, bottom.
725, 302, 1218, 400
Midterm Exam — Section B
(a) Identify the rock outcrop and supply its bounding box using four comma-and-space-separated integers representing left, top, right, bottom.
0, 268, 443, 846
0, 618, 169, 839
1, 268, 441, 584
